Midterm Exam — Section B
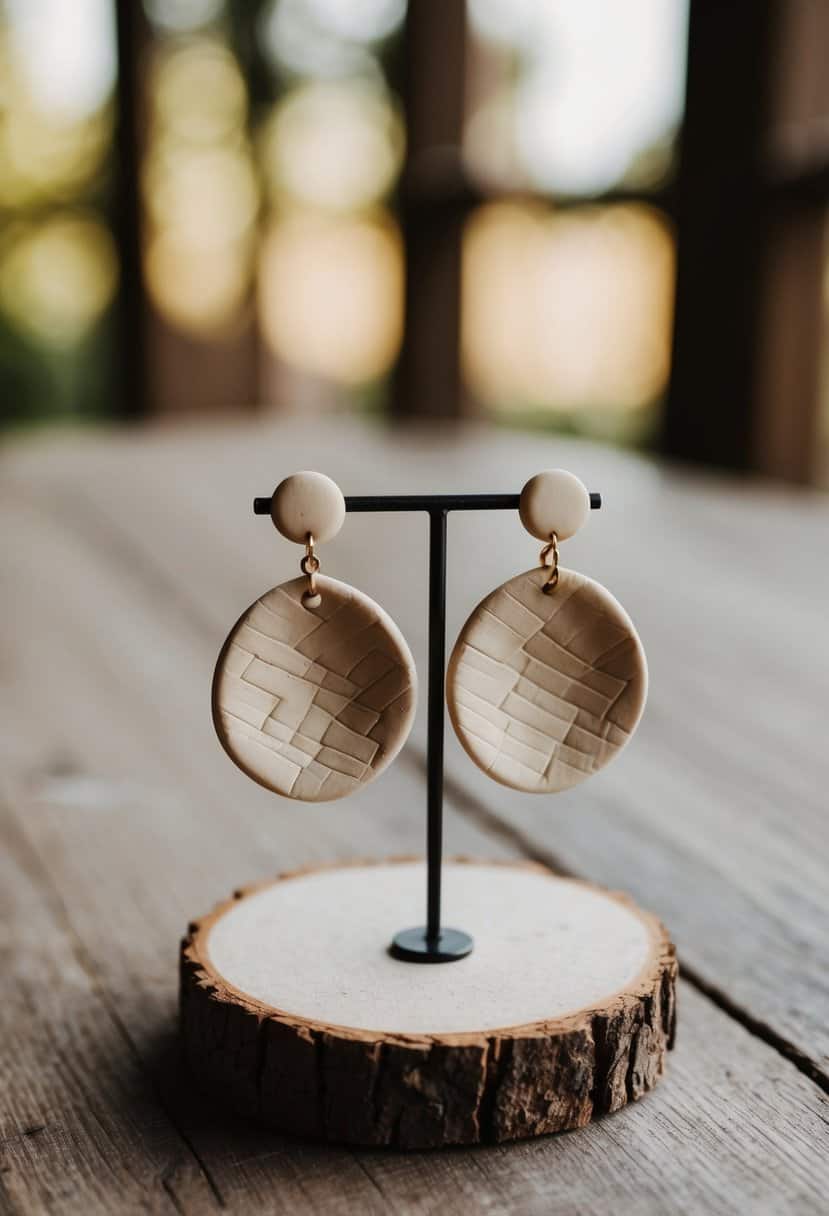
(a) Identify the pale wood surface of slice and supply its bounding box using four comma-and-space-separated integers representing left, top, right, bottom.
213, 574, 417, 801
2, 419, 828, 1213
447, 567, 648, 791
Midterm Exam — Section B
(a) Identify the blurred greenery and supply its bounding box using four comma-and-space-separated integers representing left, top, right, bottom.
0, 318, 114, 428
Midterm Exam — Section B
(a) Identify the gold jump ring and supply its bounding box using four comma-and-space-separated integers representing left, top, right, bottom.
301, 534, 322, 607
540, 531, 559, 595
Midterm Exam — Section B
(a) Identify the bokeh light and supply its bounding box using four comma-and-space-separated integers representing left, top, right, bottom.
467, 0, 688, 196
0, 0, 119, 423
259, 0, 402, 82
0, 8, 114, 209
260, 81, 403, 211
0, 93, 112, 207
142, 37, 259, 335
4, 0, 116, 122
0, 214, 118, 346
143, 0, 226, 35
305, 0, 406, 44
462, 201, 675, 417
144, 228, 253, 334
144, 145, 258, 246
259, 212, 402, 384
150, 38, 247, 145
253, 0, 406, 398
261, 0, 374, 80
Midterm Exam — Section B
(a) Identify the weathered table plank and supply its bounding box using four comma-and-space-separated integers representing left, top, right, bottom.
1, 423, 828, 1213
0, 802, 221, 1216
16, 420, 827, 1072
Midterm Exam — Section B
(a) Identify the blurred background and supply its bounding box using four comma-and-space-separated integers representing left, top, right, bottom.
1, 0, 828, 485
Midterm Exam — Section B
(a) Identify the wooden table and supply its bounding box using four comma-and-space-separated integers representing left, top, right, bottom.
2, 418, 828, 1214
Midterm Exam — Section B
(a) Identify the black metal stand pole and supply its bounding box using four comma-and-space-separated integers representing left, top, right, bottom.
390, 509, 473, 962
426, 510, 446, 941
253, 489, 601, 964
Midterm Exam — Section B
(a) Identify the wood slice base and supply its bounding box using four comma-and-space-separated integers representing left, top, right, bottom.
180, 859, 677, 1149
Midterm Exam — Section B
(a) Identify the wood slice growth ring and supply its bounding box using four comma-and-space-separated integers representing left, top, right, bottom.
180, 859, 676, 1149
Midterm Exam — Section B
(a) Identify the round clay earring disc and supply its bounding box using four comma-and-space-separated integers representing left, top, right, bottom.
447, 567, 647, 793
213, 574, 417, 802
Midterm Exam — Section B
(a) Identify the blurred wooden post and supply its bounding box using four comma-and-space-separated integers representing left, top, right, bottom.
664, 0, 775, 470
752, 0, 829, 484
394, 0, 468, 419
753, 209, 825, 483
114, 0, 148, 418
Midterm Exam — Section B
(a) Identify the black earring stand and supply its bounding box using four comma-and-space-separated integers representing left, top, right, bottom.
254, 490, 601, 963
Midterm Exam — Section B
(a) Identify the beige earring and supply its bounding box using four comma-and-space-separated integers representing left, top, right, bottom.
212, 472, 417, 802
446, 470, 647, 794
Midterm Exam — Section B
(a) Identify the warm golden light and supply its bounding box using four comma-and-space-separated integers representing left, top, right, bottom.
141, 36, 259, 337
462, 201, 675, 415
258, 212, 403, 384
144, 230, 254, 334
142, 145, 258, 333
150, 39, 248, 145
0, 214, 118, 345
0, 104, 112, 207
260, 81, 404, 212
143, 145, 259, 247
0, 28, 112, 208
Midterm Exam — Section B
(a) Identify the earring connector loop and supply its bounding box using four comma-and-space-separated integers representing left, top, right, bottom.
301, 533, 322, 607
540, 532, 559, 594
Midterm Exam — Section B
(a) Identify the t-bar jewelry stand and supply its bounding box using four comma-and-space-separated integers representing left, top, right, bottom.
254, 490, 602, 962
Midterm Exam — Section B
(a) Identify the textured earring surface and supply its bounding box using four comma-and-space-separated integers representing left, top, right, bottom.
212, 473, 417, 802
446, 470, 647, 794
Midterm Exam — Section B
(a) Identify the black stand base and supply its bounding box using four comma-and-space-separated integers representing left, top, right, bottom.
389, 926, 474, 963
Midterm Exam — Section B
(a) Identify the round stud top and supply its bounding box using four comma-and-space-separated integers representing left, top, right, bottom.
271, 471, 345, 545
519, 469, 590, 541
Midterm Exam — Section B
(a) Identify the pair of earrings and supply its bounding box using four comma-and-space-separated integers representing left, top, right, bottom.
212, 471, 647, 802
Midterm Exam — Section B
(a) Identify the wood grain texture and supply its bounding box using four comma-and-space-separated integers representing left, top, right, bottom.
0, 801, 222, 1216
213, 575, 416, 801
1, 422, 829, 1212
180, 860, 676, 1148
447, 567, 647, 792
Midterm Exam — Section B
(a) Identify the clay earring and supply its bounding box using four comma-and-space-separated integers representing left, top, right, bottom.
212, 472, 417, 802
446, 469, 647, 793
